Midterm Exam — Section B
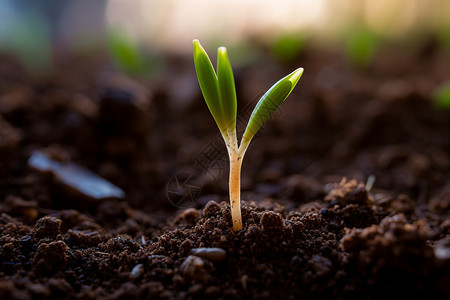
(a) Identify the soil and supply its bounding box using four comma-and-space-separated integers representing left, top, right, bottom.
0, 41, 449, 299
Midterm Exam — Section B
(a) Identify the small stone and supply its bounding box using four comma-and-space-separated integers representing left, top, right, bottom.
191, 248, 227, 262
180, 255, 205, 279
434, 237, 450, 261
28, 150, 125, 201
129, 264, 144, 280
21, 235, 32, 243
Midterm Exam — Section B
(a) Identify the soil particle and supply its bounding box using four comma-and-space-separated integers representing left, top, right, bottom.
179, 238, 194, 256
429, 180, 450, 213
260, 211, 284, 232
308, 254, 333, 279
32, 216, 62, 239
203, 200, 222, 218
173, 208, 200, 228
106, 282, 138, 300
340, 214, 447, 297
325, 178, 369, 206
68, 229, 105, 247
54, 209, 94, 232
28, 283, 51, 298
47, 278, 74, 298
0, 116, 23, 151
32, 240, 68, 275
3, 196, 38, 223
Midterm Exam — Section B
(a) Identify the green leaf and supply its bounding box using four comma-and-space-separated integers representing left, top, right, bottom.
242, 68, 303, 145
217, 46, 237, 130
270, 33, 305, 63
345, 27, 379, 69
107, 28, 143, 75
193, 40, 223, 130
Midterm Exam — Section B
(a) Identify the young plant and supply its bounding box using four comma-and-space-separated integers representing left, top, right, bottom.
193, 39, 303, 231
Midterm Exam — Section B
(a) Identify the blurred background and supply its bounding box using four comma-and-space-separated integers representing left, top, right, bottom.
0, 0, 449, 211
1, 0, 450, 74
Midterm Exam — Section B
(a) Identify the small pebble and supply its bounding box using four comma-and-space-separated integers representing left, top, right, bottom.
28, 150, 125, 201
129, 264, 144, 280
434, 237, 450, 261
180, 255, 205, 278
191, 247, 227, 262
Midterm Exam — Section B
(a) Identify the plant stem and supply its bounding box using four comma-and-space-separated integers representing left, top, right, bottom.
223, 128, 251, 231
228, 149, 243, 231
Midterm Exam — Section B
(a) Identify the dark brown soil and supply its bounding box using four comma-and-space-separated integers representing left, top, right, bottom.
0, 43, 449, 299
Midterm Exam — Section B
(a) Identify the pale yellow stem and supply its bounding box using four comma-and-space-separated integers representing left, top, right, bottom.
229, 150, 243, 231
222, 128, 251, 231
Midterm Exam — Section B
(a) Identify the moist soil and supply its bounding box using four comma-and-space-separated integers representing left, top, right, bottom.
0, 43, 449, 299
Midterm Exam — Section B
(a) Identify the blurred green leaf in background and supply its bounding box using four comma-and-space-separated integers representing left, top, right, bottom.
0, 4, 52, 75
107, 27, 163, 77
270, 33, 305, 64
345, 26, 380, 69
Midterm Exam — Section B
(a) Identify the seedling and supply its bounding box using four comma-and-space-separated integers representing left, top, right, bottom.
193, 40, 303, 231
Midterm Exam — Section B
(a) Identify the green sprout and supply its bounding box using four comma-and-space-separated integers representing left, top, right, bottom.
193, 39, 303, 231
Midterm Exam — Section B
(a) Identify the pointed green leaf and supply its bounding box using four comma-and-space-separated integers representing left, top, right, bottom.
242, 68, 303, 146
217, 46, 237, 131
193, 40, 224, 130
